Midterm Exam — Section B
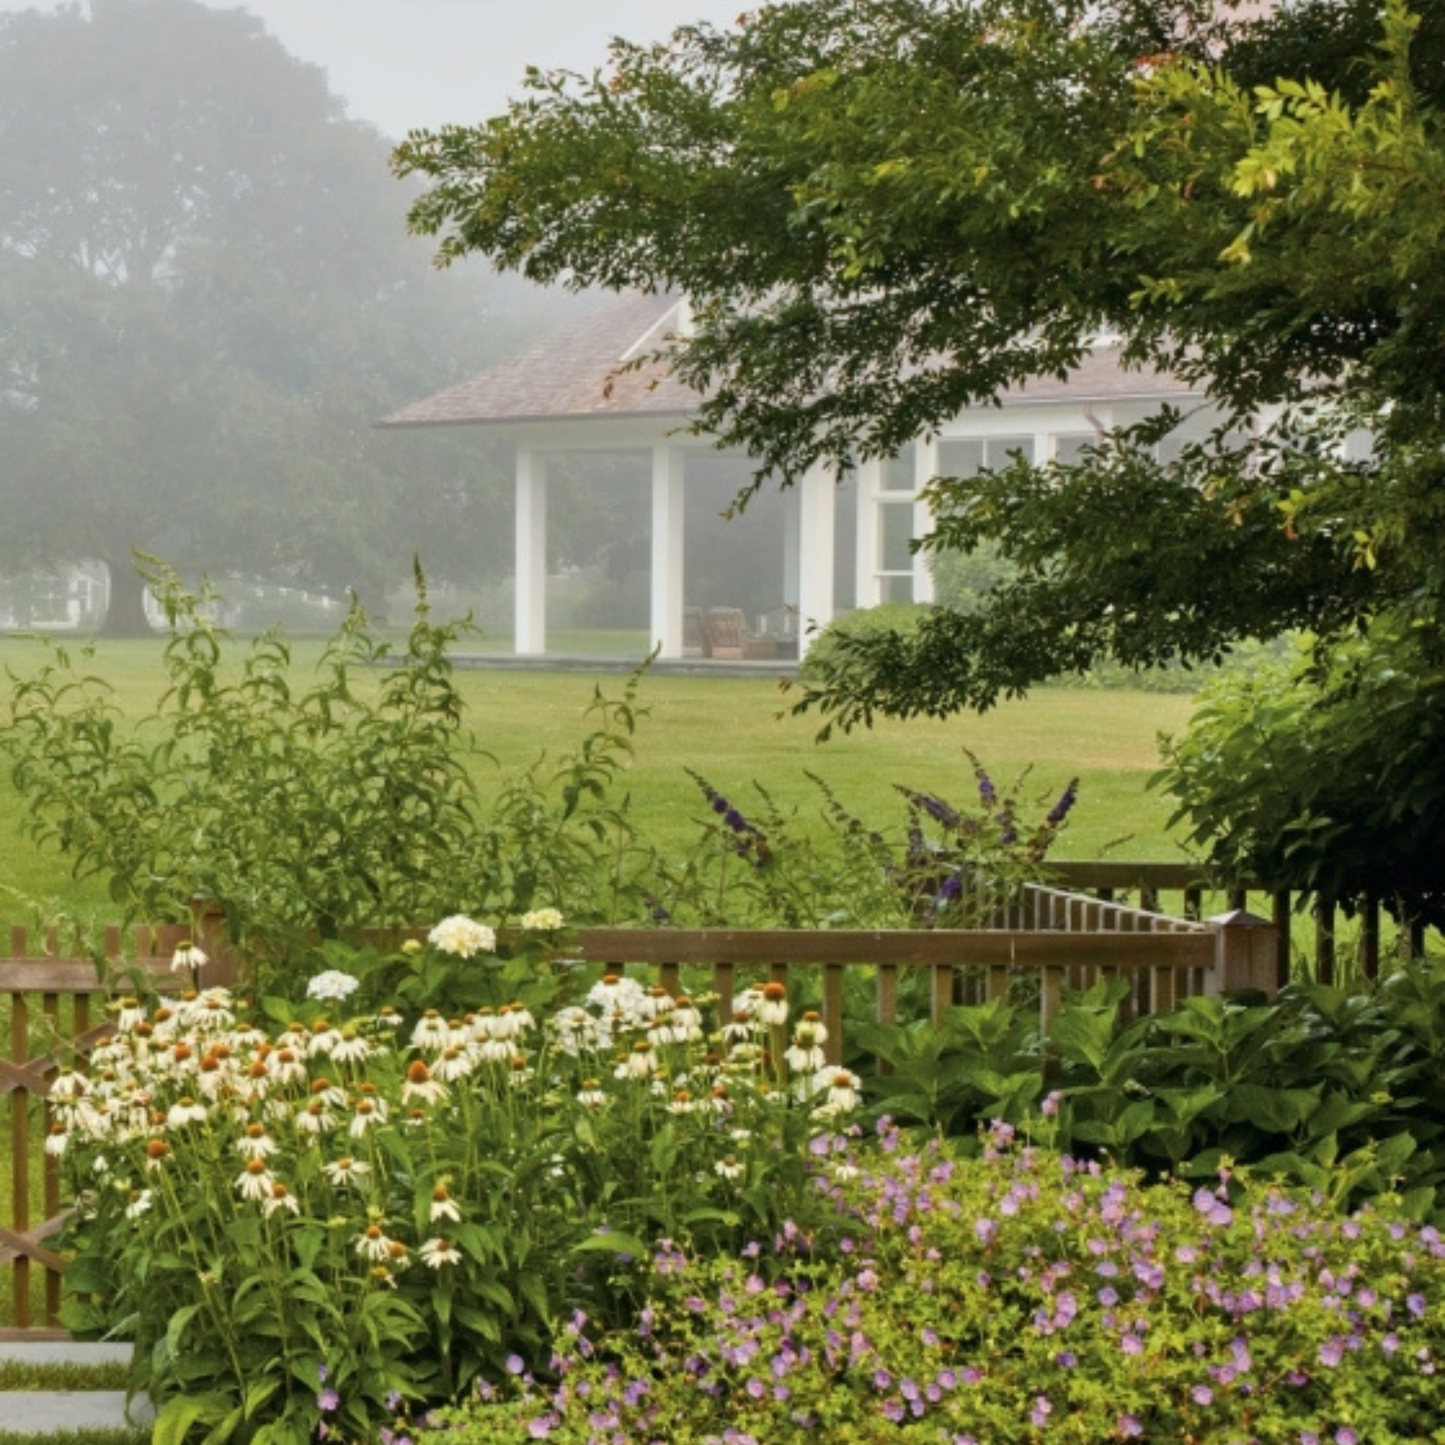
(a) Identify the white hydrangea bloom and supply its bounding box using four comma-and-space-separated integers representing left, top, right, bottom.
427, 915, 497, 958
306, 970, 360, 1002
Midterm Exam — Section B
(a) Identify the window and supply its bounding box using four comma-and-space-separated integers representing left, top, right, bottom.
880, 445, 917, 492
937, 435, 1035, 478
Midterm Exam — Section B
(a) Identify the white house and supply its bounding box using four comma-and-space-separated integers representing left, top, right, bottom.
381, 292, 1208, 660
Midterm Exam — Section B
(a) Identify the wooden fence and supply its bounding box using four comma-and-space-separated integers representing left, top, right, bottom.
1, 922, 193, 1341
0, 877, 1283, 1339
1048, 861, 1429, 987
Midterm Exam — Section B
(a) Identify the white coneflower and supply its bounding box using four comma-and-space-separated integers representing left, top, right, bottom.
44, 1124, 68, 1157
576, 1079, 607, 1109
170, 940, 208, 974
615, 1041, 657, 1080
236, 1122, 278, 1159
817, 1068, 862, 1115
429, 1185, 462, 1224
143, 1138, 171, 1171
50, 1069, 88, 1104
497, 1003, 536, 1039
785, 1042, 827, 1075
714, 1155, 745, 1182
419, 1237, 463, 1269
668, 1090, 698, 1115
165, 1097, 209, 1129
307, 1022, 343, 1059
348, 1097, 388, 1138
400, 1060, 448, 1106
409, 1010, 451, 1053
427, 914, 496, 959
270, 1047, 307, 1087
507, 1057, 535, 1087
375, 1006, 405, 1030
329, 1029, 376, 1065
476, 1037, 515, 1065
668, 997, 704, 1043
756, 982, 789, 1028
294, 1100, 337, 1136
354, 1223, 396, 1262
638, 986, 675, 1023
309, 1078, 348, 1110
262, 1183, 300, 1218
236, 1158, 276, 1201
549, 1007, 606, 1056
432, 1044, 478, 1082
322, 1156, 371, 1187
124, 1189, 152, 1221
796, 1010, 829, 1045
115, 997, 146, 1033
720, 1010, 758, 1045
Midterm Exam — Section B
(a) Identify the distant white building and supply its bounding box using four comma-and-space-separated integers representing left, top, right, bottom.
381, 293, 1208, 660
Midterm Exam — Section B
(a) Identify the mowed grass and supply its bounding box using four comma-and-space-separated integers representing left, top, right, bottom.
0, 633, 1200, 929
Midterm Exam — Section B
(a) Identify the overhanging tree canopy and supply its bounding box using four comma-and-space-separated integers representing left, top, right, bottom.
394, 0, 1445, 918
396, 0, 1445, 706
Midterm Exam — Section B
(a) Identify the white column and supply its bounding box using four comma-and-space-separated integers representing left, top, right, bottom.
514, 446, 547, 655
912, 436, 937, 605
650, 445, 686, 658
782, 487, 801, 608
855, 460, 882, 609
796, 465, 836, 655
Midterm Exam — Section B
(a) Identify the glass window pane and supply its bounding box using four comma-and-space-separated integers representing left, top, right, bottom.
879, 502, 915, 572
937, 439, 985, 479
880, 446, 916, 492
880, 573, 915, 604
1052, 433, 1094, 466
990, 436, 1035, 467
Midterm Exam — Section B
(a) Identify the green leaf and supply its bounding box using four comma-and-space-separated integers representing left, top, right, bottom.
571, 1230, 648, 1259
153, 1392, 234, 1445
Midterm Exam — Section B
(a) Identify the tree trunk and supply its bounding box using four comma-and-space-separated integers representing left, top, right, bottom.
98, 555, 157, 638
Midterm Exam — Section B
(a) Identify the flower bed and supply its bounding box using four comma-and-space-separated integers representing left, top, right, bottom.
442, 1122, 1445, 1445
49, 922, 856, 1445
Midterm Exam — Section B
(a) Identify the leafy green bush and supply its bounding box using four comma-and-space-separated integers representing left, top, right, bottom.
438, 1121, 1445, 1445
1158, 622, 1445, 927
858, 962, 1445, 1221
52, 930, 853, 1445
1, 563, 644, 978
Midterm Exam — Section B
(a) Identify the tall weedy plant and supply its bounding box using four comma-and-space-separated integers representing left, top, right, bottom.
2, 560, 645, 982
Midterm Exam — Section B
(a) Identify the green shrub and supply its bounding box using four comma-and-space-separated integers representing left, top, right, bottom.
438, 1121, 1445, 1445
857, 964, 1445, 1221
1158, 621, 1445, 928
1, 562, 644, 979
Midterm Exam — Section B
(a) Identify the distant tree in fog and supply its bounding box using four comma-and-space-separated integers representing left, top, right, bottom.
0, 0, 515, 633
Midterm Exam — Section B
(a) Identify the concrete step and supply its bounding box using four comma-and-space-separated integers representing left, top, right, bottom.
0, 1342, 151, 1437
0, 1390, 154, 1436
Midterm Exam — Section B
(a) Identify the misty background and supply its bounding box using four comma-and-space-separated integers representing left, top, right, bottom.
0, 0, 783, 639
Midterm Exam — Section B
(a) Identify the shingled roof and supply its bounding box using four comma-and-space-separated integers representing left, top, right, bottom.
379, 290, 1201, 432
380, 291, 696, 429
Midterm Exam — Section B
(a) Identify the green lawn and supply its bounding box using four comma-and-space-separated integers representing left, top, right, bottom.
0, 632, 1198, 928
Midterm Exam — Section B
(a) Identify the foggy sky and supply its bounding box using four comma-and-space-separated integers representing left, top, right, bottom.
0, 0, 759, 138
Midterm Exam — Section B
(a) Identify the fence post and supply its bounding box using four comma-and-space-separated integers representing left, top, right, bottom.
190, 896, 241, 990
1206, 910, 1278, 997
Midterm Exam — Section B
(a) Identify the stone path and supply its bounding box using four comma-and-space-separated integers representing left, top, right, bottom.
0, 1342, 152, 1438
